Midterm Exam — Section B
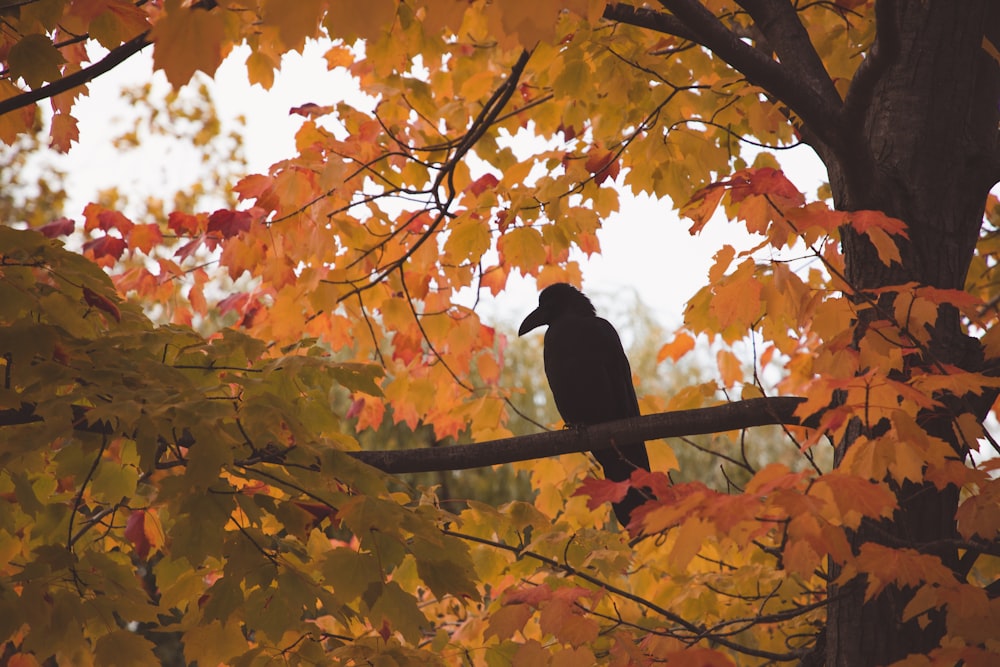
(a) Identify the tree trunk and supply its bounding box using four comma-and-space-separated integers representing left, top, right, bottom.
820, 3, 1000, 665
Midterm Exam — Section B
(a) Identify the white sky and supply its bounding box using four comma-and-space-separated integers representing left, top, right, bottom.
59, 40, 828, 330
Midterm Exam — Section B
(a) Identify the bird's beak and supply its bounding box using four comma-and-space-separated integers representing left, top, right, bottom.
518, 307, 547, 336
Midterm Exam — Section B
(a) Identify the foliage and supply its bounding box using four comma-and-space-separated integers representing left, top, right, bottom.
1, 2, 999, 666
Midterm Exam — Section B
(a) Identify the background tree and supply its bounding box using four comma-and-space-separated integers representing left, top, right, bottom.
1, 2, 999, 666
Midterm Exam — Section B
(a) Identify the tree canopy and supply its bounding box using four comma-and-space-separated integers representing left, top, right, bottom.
1, 2, 999, 666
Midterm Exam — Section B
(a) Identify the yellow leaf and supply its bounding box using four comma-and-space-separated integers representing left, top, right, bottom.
261, 0, 325, 51
151, 0, 229, 87
498, 226, 546, 276
89, 0, 152, 50
245, 50, 276, 89
183, 620, 249, 666
668, 518, 712, 570
445, 214, 492, 264
326, 0, 397, 42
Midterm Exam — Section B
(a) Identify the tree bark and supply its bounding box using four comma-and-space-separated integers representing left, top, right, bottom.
608, 2, 1000, 664
821, 3, 1000, 665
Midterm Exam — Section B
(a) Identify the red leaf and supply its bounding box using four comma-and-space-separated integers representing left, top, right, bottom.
218, 291, 252, 315
173, 236, 204, 262
289, 102, 333, 117
584, 149, 620, 185
125, 510, 151, 560
38, 217, 75, 237
167, 211, 204, 235
573, 476, 629, 509
98, 209, 134, 234
83, 235, 126, 262
82, 286, 121, 322
207, 209, 252, 239
468, 173, 500, 197
557, 123, 577, 141
728, 167, 804, 206
294, 501, 339, 525
234, 173, 275, 200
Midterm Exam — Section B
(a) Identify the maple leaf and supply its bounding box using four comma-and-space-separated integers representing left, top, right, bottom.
8, 34, 66, 88
127, 223, 164, 255
486, 603, 533, 641
37, 217, 75, 238
151, 0, 229, 87
657, 331, 696, 363
728, 167, 805, 207
83, 235, 127, 264
82, 286, 122, 322
584, 149, 620, 185
207, 209, 252, 239
167, 211, 204, 235
572, 476, 629, 509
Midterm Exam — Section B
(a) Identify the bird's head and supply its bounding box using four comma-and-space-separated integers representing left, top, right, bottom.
517, 283, 596, 336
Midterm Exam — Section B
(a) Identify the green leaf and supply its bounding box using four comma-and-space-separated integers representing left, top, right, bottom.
368, 581, 429, 644
7, 34, 65, 88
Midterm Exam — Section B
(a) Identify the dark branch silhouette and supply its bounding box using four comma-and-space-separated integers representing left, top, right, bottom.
0, 32, 151, 117
1, 396, 809, 474
351, 396, 807, 473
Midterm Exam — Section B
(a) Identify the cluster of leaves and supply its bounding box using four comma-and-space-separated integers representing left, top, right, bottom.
1, 1, 999, 665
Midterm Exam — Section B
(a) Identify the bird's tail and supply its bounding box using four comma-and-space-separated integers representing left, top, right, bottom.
594, 442, 650, 528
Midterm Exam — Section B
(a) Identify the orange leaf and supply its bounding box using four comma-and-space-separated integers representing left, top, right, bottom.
682, 183, 725, 233
716, 349, 743, 387
668, 517, 712, 570
658, 332, 695, 363
853, 543, 956, 601
127, 223, 163, 255
151, 0, 229, 87
485, 604, 532, 641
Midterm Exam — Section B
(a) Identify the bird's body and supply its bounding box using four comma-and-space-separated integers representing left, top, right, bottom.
518, 283, 650, 527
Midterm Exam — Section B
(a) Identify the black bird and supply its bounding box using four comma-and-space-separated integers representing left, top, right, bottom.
518, 283, 651, 527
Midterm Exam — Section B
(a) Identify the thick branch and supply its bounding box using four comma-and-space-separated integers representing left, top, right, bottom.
604, 1, 843, 149
351, 396, 807, 473
602, 3, 699, 42
735, 0, 842, 108
1, 397, 809, 473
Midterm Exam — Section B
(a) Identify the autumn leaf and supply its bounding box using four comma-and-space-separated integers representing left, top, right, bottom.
572, 476, 629, 509
8, 35, 66, 88
37, 217, 75, 238
657, 331, 696, 363
151, 0, 229, 87
83, 235, 127, 264
207, 209, 252, 239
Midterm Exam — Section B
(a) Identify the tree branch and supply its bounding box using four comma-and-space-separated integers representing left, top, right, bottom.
602, 3, 699, 42
603, 1, 843, 150
735, 0, 842, 108
1, 396, 810, 473
351, 396, 808, 473
0, 31, 151, 117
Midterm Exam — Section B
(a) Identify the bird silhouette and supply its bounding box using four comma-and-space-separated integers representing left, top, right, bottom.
518, 283, 650, 527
